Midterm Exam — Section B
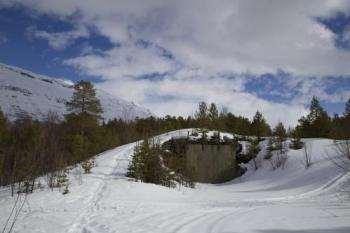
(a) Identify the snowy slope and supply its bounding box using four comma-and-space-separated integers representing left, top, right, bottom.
0, 63, 153, 121
0, 129, 350, 233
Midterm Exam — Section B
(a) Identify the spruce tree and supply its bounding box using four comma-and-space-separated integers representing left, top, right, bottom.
251, 111, 270, 139
273, 122, 287, 152
297, 96, 331, 138
290, 130, 303, 150
308, 96, 324, 122
273, 122, 287, 142
308, 96, 330, 137
127, 139, 167, 185
65, 81, 104, 162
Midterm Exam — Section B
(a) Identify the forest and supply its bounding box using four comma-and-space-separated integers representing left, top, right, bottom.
0, 80, 349, 190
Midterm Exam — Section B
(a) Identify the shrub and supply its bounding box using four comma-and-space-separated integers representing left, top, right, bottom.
269, 141, 288, 170
290, 131, 303, 150
328, 140, 350, 172
128, 139, 194, 188
81, 159, 94, 173
62, 184, 69, 195
247, 138, 261, 170
127, 139, 171, 186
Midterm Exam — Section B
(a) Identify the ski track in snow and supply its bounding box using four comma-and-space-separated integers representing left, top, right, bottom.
1, 129, 350, 233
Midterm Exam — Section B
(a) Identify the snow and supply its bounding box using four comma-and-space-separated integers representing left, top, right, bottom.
1, 129, 350, 233
0, 63, 153, 121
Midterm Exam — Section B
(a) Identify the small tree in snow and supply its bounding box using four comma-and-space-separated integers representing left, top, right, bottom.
127, 139, 174, 187
81, 159, 94, 173
290, 130, 303, 150
247, 138, 261, 170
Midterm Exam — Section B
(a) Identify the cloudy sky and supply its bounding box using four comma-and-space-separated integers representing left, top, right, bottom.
1, 0, 350, 126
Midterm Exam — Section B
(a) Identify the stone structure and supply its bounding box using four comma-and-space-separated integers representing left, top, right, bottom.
186, 143, 238, 183
163, 137, 239, 183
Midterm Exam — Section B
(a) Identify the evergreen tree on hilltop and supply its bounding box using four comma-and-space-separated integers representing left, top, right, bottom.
308, 96, 327, 122
251, 111, 270, 139
296, 96, 331, 138
66, 80, 102, 118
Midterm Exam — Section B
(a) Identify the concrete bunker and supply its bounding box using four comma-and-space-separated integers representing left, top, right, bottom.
162, 132, 243, 183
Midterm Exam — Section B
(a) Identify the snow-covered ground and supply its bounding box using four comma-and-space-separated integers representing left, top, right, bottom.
1, 129, 350, 233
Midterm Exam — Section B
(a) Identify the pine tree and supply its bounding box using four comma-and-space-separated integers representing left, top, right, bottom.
251, 111, 270, 139
309, 97, 330, 137
297, 96, 331, 138
247, 138, 261, 170
127, 139, 167, 185
66, 80, 102, 118
308, 96, 324, 122
290, 130, 303, 150
65, 81, 104, 162
272, 122, 286, 153
273, 122, 287, 142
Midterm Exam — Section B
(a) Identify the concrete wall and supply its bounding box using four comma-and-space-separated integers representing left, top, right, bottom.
185, 144, 237, 183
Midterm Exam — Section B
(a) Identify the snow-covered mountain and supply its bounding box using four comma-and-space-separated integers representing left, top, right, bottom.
0, 63, 153, 121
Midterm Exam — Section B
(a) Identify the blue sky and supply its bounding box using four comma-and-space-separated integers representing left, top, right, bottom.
0, 6, 113, 82
0, 0, 350, 126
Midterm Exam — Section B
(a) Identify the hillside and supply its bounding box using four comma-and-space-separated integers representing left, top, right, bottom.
0, 129, 349, 233
0, 63, 153, 121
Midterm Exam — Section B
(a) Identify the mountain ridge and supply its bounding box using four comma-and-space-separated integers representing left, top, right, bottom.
0, 62, 153, 121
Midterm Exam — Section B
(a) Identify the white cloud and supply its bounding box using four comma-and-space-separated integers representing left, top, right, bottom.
64, 40, 177, 78
2, 0, 350, 125
27, 25, 89, 50
6, 0, 350, 76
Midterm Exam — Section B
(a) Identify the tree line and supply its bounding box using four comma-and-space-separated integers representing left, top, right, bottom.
0, 80, 349, 189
